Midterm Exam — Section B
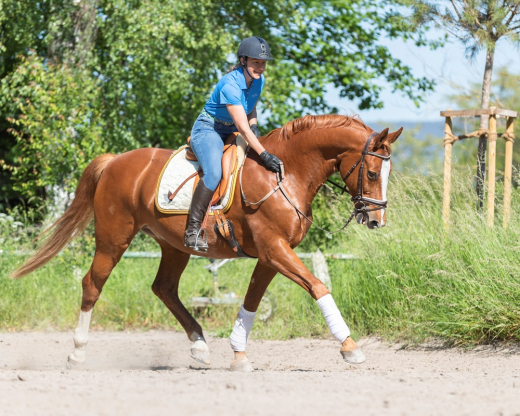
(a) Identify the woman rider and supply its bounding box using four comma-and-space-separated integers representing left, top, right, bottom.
185, 36, 282, 252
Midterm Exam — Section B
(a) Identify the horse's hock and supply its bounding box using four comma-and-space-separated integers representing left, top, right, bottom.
441, 107, 517, 229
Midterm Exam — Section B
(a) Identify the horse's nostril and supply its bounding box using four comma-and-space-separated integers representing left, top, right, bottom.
368, 220, 380, 229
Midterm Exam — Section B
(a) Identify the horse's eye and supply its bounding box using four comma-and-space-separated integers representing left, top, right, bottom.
368, 171, 379, 180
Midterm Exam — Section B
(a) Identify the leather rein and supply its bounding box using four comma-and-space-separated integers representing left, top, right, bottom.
239, 131, 390, 234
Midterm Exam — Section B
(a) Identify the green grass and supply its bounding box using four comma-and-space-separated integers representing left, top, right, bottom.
1, 166, 520, 345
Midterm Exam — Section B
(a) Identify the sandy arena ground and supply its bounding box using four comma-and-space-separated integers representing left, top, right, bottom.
1, 331, 520, 416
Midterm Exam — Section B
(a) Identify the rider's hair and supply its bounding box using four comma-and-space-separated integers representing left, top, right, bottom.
226, 56, 246, 73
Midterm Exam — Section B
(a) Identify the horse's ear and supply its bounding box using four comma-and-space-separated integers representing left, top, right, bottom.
386, 127, 403, 145
373, 128, 389, 150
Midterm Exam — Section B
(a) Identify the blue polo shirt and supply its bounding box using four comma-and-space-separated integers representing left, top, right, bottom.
204, 68, 265, 124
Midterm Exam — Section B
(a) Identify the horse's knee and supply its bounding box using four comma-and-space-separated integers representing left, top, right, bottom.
310, 282, 330, 300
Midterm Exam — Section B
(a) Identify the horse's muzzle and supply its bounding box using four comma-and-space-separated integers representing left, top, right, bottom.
367, 220, 381, 229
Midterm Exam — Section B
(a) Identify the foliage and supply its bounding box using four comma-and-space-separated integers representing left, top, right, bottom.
247, 0, 438, 127
449, 66, 520, 113
409, 0, 520, 58
0, 0, 437, 203
387, 123, 444, 173
0, 53, 105, 197
408, 0, 520, 108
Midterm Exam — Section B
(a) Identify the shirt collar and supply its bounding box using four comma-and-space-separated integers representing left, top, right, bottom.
237, 67, 253, 90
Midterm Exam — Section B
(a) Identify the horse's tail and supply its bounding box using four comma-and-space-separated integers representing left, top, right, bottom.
10, 153, 117, 279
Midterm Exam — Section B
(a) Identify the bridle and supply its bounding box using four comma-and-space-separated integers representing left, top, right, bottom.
240, 131, 391, 234
326, 131, 391, 225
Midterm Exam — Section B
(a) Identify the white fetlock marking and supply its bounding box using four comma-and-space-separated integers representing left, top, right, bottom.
341, 349, 366, 365
316, 294, 350, 343
67, 310, 92, 365
230, 305, 256, 352
190, 340, 211, 365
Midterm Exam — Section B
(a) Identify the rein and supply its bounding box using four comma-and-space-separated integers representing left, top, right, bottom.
239, 131, 390, 234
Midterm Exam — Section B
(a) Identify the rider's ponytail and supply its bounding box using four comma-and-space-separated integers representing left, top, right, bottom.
227, 61, 242, 73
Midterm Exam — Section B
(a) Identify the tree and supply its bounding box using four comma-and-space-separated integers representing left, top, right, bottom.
409, 0, 520, 209
448, 65, 520, 175
1, 0, 437, 205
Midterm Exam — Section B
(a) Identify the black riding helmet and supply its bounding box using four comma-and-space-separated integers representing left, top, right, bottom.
237, 36, 274, 61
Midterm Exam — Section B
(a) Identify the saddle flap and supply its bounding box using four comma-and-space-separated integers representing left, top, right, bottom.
186, 136, 196, 161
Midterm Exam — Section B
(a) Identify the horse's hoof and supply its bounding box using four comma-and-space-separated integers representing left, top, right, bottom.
341, 349, 366, 365
230, 357, 254, 372
66, 354, 85, 370
190, 340, 211, 365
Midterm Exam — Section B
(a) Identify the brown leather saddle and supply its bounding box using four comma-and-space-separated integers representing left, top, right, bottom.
168, 132, 253, 258
167, 132, 238, 206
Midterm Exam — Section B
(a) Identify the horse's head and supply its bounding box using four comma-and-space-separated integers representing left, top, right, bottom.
338, 127, 402, 229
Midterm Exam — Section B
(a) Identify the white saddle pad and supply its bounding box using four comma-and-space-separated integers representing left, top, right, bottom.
155, 135, 248, 214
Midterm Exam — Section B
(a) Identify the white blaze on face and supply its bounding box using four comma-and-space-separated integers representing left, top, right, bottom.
381, 159, 391, 222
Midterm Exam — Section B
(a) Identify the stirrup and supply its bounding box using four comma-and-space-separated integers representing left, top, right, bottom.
185, 228, 208, 252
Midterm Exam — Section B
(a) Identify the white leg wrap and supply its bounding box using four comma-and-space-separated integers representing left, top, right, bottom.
230, 305, 256, 352
316, 294, 350, 343
68, 310, 92, 364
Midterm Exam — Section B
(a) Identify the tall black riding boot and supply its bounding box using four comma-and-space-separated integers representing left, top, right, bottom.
185, 178, 215, 252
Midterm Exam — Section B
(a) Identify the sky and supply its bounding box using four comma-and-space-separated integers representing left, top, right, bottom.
326, 30, 520, 123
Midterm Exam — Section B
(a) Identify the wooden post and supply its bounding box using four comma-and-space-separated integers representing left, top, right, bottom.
487, 108, 497, 227
443, 110, 453, 231
312, 249, 332, 292
503, 117, 514, 228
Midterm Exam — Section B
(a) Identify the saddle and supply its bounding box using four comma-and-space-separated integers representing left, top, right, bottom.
167, 133, 239, 206
165, 132, 253, 258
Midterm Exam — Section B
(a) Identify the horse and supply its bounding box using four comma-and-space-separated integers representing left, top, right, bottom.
12, 114, 402, 371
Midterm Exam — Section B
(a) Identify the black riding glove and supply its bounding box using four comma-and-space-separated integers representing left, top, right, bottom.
259, 151, 282, 173
250, 124, 261, 138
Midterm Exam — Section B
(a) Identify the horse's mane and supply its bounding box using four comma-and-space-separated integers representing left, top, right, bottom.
269, 114, 370, 141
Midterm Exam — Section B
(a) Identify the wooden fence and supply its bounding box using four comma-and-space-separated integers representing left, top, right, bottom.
441, 107, 517, 229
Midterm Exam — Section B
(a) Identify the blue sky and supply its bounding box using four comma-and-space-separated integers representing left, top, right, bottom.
326, 30, 520, 123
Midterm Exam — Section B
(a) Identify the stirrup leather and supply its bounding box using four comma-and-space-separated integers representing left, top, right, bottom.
212, 207, 254, 258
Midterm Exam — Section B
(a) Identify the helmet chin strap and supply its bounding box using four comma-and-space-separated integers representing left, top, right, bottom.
240, 57, 254, 85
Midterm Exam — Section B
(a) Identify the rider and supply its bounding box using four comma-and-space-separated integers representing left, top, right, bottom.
185, 36, 282, 252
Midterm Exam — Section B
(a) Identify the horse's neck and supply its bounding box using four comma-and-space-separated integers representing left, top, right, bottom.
270, 127, 365, 207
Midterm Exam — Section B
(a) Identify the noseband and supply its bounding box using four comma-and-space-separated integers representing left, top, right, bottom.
327, 131, 391, 222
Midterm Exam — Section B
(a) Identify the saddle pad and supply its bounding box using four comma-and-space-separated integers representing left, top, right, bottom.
155, 135, 248, 214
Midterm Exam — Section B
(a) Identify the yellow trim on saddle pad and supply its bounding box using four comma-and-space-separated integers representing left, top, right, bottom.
154, 145, 239, 215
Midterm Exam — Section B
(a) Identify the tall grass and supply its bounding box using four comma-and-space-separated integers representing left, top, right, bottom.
330, 166, 520, 344
1, 167, 520, 345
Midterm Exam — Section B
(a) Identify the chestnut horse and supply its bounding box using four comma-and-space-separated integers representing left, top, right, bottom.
12, 114, 401, 371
